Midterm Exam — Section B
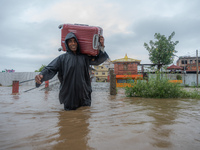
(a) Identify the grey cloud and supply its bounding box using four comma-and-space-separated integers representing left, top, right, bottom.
1, 0, 200, 72
1, 20, 61, 55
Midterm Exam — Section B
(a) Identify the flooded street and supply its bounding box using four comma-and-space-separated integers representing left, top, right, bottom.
0, 82, 200, 150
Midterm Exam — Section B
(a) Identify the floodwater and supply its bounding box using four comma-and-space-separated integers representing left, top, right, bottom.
0, 82, 200, 150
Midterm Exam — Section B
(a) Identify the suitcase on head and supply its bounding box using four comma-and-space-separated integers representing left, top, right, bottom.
58, 24, 103, 56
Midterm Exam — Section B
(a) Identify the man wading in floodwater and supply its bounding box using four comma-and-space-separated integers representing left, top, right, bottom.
35, 32, 109, 110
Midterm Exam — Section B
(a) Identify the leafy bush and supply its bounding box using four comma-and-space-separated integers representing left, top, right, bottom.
176, 74, 182, 80
184, 84, 190, 87
125, 74, 200, 99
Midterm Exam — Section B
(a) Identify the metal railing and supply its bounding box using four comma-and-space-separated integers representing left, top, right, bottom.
12, 78, 59, 94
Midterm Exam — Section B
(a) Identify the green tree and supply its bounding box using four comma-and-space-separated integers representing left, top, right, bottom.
35, 64, 46, 72
144, 31, 179, 70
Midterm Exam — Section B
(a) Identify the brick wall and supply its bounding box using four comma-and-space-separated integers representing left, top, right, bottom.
114, 62, 138, 75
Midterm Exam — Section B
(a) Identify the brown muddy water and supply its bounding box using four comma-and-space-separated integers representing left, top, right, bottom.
0, 82, 200, 150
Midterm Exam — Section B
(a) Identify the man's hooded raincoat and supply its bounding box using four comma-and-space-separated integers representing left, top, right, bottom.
38, 32, 109, 110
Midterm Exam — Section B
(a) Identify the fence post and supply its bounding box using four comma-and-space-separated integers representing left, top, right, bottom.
45, 80, 49, 88
110, 70, 116, 95
12, 80, 19, 95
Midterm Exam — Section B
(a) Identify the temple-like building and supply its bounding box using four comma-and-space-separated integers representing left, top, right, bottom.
112, 54, 141, 75
112, 54, 143, 87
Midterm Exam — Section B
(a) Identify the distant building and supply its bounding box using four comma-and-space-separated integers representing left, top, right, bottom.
176, 56, 200, 72
2, 69, 15, 73
93, 59, 114, 82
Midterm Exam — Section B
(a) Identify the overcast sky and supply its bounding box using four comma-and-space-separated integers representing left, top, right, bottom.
0, 0, 200, 72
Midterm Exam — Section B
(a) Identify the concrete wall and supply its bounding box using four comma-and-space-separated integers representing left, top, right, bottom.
183, 74, 200, 86
0, 72, 58, 86
148, 73, 200, 86
1, 72, 200, 87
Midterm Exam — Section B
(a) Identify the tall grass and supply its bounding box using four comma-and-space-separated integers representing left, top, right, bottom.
125, 74, 200, 99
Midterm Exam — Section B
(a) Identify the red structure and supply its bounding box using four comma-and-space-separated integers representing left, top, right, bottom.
113, 54, 141, 75
176, 56, 200, 72
12, 81, 19, 95
45, 81, 49, 88
112, 54, 142, 87
167, 64, 183, 71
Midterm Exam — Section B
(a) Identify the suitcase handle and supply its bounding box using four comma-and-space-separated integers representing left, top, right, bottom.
93, 34, 99, 50
74, 23, 89, 26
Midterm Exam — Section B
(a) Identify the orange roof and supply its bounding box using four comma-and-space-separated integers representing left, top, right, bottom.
167, 65, 182, 70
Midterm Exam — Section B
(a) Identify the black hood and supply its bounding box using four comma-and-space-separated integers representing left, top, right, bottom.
65, 32, 80, 54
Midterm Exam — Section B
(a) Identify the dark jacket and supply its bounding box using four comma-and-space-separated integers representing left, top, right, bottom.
38, 32, 109, 110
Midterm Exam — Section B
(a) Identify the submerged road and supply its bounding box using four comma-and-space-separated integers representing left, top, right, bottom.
0, 82, 200, 150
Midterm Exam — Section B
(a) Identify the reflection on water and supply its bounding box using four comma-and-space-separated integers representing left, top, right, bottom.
142, 99, 179, 148
0, 83, 200, 150
52, 108, 92, 150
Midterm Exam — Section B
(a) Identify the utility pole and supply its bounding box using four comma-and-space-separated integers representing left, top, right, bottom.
196, 50, 199, 87
184, 57, 186, 85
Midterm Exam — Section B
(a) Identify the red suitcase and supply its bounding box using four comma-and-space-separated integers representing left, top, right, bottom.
58, 24, 103, 56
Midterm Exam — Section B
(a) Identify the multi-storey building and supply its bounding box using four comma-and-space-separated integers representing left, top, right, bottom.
176, 56, 200, 72
93, 59, 114, 82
